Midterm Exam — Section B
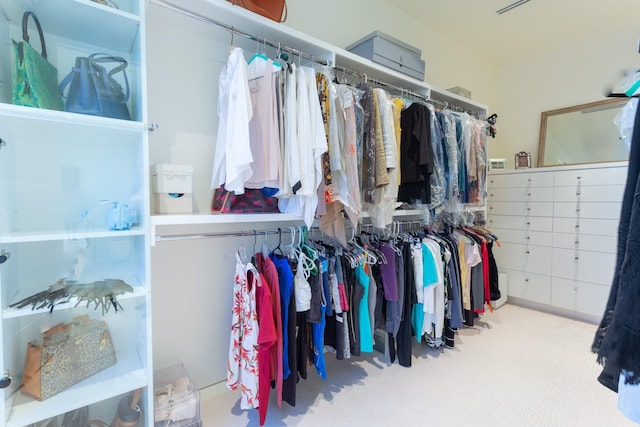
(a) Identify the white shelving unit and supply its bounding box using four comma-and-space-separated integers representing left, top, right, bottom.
149, 0, 489, 228
0, 0, 151, 425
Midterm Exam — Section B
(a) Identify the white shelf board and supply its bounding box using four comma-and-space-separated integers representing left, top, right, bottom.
4, 281, 146, 319
1, 0, 140, 53
0, 227, 146, 244
6, 346, 147, 427
0, 103, 146, 130
151, 212, 305, 226
151, 209, 433, 227
429, 86, 488, 114
334, 48, 431, 96
153, 0, 335, 65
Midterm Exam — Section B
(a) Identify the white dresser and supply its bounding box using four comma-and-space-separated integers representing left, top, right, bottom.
487, 162, 627, 323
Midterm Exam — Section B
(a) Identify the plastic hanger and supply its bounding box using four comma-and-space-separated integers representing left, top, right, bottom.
271, 228, 284, 257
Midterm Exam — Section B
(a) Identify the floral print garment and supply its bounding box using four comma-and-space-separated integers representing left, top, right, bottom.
227, 253, 261, 409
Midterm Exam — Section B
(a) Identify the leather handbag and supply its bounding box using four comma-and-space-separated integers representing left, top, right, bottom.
211, 187, 280, 214
21, 315, 117, 401
58, 53, 131, 120
12, 11, 64, 111
110, 388, 143, 427
227, 0, 288, 23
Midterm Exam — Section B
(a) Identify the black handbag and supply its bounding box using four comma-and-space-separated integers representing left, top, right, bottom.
59, 53, 131, 120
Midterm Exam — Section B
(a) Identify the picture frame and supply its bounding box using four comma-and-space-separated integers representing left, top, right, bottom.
515, 152, 531, 169
489, 158, 506, 170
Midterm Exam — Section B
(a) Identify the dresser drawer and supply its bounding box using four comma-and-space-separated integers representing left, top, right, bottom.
551, 248, 616, 286
552, 232, 617, 253
553, 217, 619, 236
493, 242, 552, 275
551, 277, 610, 317
487, 186, 554, 202
487, 215, 553, 232
553, 185, 624, 203
502, 268, 551, 305
487, 201, 553, 217
488, 171, 554, 189
554, 167, 627, 187
491, 227, 553, 246
553, 202, 621, 220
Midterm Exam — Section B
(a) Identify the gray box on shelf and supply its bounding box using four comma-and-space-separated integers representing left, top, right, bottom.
346, 31, 425, 80
447, 86, 472, 99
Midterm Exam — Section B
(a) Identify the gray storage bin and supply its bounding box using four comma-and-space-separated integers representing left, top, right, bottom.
346, 31, 425, 80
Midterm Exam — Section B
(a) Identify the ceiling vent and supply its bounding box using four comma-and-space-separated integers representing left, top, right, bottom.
496, 0, 531, 15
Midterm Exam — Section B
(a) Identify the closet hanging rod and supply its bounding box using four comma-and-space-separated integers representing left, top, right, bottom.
333, 65, 430, 102
334, 64, 481, 118
154, 218, 427, 242
151, 0, 330, 67
155, 227, 291, 243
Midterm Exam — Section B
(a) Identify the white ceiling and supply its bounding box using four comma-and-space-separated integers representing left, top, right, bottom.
385, 0, 640, 65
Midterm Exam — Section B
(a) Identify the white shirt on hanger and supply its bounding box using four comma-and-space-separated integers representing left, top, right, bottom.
211, 47, 254, 195
245, 55, 282, 190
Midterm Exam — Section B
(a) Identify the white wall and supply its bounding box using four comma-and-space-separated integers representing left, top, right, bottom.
495, 26, 640, 167
284, 0, 499, 111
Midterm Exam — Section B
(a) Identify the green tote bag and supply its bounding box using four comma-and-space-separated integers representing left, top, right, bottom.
12, 11, 64, 111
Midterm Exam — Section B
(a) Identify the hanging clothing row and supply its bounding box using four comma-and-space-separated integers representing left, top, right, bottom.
210, 47, 490, 237
226, 222, 500, 425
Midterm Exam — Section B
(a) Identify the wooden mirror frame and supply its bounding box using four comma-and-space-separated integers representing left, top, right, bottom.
537, 98, 629, 167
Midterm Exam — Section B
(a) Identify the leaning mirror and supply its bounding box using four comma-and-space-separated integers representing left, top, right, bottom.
537, 98, 630, 167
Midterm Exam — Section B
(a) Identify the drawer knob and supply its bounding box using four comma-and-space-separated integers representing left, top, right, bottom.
490, 206, 493, 210
526, 251, 530, 254
576, 208, 580, 212
0, 371, 10, 389
526, 222, 531, 225
575, 225, 580, 229
489, 220, 494, 223
490, 193, 494, 197
527, 193, 532, 196
525, 278, 530, 282
526, 236, 530, 240
577, 176, 581, 179
527, 208, 531, 211
576, 192, 581, 196
574, 256, 579, 260
490, 180, 494, 184
573, 287, 579, 292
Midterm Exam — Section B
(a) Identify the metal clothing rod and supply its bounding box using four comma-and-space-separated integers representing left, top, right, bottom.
154, 218, 429, 243
155, 227, 289, 243
151, 0, 329, 67
333, 64, 487, 119
334, 65, 430, 103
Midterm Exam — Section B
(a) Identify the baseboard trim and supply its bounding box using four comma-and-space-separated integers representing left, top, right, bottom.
507, 297, 601, 325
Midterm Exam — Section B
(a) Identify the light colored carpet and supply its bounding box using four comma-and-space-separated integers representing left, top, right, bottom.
199, 304, 637, 426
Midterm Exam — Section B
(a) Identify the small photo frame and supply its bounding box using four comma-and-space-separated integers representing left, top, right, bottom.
489, 158, 506, 170
515, 152, 531, 169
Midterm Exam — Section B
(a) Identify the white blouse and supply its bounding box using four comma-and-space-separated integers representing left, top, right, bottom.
211, 47, 253, 195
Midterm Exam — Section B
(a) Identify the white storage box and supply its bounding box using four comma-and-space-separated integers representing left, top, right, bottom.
346, 31, 425, 80
154, 193, 192, 214
154, 364, 201, 427
152, 164, 193, 194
